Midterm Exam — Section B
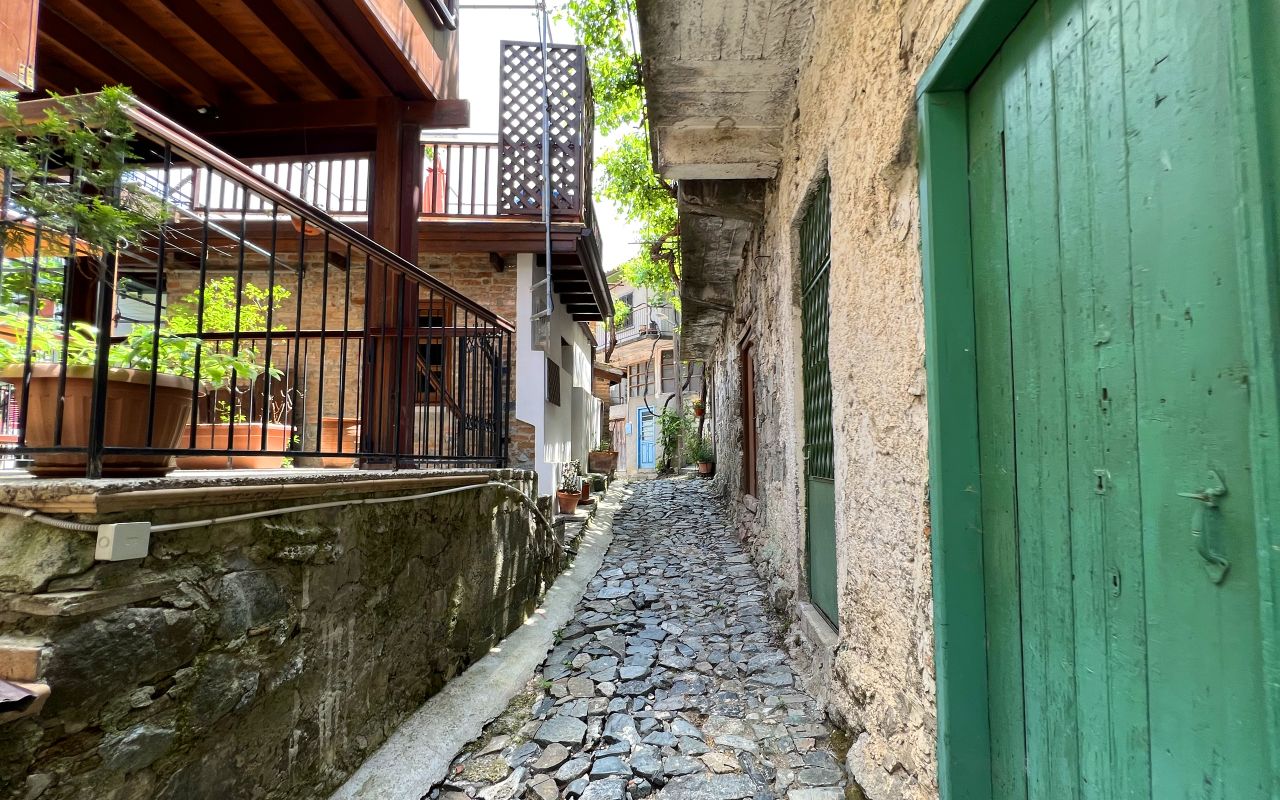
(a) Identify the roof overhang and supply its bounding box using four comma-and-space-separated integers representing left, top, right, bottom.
25, 0, 464, 157
635, 0, 812, 180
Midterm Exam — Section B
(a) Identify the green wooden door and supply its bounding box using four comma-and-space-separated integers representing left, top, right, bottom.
801, 174, 837, 626
968, 0, 1271, 796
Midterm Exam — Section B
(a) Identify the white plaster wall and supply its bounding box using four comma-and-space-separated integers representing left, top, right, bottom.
516, 253, 599, 492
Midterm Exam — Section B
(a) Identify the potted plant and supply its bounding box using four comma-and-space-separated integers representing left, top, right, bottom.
587, 431, 618, 474
691, 398, 705, 418
556, 460, 582, 515
687, 434, 715, 476
170, 276, 293, 469
316, 416, 359, 468
0, 88, 248, 477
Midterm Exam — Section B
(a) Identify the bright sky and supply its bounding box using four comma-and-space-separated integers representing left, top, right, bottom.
444, 2, 639, 277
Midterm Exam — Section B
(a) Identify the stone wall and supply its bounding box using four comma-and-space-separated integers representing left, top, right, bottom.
0, 470, 557, 800
702, 2, 968, 798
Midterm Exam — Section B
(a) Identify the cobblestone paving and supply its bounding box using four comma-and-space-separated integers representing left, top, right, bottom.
431, 479, 847, 800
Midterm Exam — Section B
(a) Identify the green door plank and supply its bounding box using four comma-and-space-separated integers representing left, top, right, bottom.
997, 8, 1082, 797
1048, 1, 1151, 797
1119, 0, 1270, 795
968, 50, 1028, 800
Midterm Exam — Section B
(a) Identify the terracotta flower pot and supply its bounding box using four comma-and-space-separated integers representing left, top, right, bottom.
556, 490, 581, 515
580, 481, 591, 501
177, 422, 291, 469
317, 416, 359, 468
0, 363, 194, 477
697, 461, 714, 476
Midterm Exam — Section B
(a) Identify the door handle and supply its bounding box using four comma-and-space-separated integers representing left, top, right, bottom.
1178, 470, 1229, 584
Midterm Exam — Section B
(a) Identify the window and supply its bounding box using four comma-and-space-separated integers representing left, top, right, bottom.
660, 350, 676, 393
686, 360, 706, 395
740, 341, 758, 497
628, 360, 653, 398
547, 358, 562, 407
609, 382, 625, 406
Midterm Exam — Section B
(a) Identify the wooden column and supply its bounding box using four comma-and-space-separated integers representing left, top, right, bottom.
362, 99, 423, 466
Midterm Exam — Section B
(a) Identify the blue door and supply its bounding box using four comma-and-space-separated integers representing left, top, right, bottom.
636, 410, 656, 469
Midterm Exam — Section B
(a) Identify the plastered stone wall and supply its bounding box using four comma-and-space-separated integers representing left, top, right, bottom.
706, 2, 968, 798
0, 470, 556, 800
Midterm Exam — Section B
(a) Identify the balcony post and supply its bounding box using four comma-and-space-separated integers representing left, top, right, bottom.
363, 99, 423, 467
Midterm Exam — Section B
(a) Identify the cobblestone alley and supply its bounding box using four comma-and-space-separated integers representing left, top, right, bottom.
429, 479, 849, 800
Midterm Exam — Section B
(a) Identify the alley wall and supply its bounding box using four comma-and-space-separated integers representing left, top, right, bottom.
705, 2, 967, 798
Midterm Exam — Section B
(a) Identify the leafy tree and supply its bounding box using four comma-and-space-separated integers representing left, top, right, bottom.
560, 0, 679, 301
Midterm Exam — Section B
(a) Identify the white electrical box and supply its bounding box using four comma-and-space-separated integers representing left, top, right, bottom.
95, 522, 151, 561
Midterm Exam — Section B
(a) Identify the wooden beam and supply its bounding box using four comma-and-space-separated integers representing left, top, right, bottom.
54, 0, 223, 106
152, 0, 295, 103
316, 0, 447, 100
286, 0, 391, 96
208, 129, 376, 159
231, 0, 355, 100
202, 98, 469, 135
37, 14, 176, 104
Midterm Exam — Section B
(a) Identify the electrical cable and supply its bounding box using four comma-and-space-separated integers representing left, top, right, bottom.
0, 480, 555, 537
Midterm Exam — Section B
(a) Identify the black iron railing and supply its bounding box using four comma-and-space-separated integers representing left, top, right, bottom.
0, 97, 512, 477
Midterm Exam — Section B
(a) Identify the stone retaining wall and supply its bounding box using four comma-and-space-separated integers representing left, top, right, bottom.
0, 470, 557, 800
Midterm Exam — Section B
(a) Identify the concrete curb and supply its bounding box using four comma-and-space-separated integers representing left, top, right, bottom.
329, 480, 629, 800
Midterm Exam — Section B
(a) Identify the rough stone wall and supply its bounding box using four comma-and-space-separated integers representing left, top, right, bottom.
0, 471, 556, 800
705, 2, 968, 798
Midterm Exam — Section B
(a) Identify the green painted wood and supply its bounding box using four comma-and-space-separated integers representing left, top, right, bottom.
966, 53, 1026, 800
800, 173, 837, 625
922, 1, 1277, 798
1118, 0, 1270, 794
995, 12, 1082, 796
917, 90, 995, 800
1048, 1, 1151, 796
1230, 1, 1280, 790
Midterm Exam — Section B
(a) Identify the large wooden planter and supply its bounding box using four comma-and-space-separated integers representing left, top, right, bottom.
0, 363, 194, 477
587, 450, 618, 474
177, 422, 291, 469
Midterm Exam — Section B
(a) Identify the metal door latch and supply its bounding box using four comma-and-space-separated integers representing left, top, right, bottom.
1178, 470, 1229, 584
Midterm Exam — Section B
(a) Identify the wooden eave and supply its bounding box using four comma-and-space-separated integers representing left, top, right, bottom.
24, 0, 464, 157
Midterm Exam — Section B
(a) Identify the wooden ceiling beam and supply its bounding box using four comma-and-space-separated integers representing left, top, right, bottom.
231, 0, 355, 101
36, 23, 178, 112
53, 0, 223, 107
286, 0, 391, 96
152, 0, 296, 103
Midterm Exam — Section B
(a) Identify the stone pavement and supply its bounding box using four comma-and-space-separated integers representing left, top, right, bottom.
429, 478, 847, 800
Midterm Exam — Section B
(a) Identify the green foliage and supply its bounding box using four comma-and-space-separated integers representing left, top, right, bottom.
559, 458, 583, 493
560, 2, 679, 301
612, 298, 631, 327
169, 276, 291, 334
0, 87, 163, 254
656, 407, 693, 473
685, 433, 714, 464
559, 0, 643, 136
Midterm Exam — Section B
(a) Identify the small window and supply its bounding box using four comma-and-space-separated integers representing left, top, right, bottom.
547, 358, 561, 407
660, 350, 676, 393
740, 341, 758, 498
629, 360, 653, 398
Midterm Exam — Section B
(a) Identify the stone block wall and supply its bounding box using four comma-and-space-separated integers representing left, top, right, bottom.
0, 470, 556, 800
702, 2, 969, 798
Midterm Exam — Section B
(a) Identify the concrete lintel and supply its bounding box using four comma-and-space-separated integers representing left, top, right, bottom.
654, 125, 783, 180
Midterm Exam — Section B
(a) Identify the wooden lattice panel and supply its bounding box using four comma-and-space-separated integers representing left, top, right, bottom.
499, 42, 586, 217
